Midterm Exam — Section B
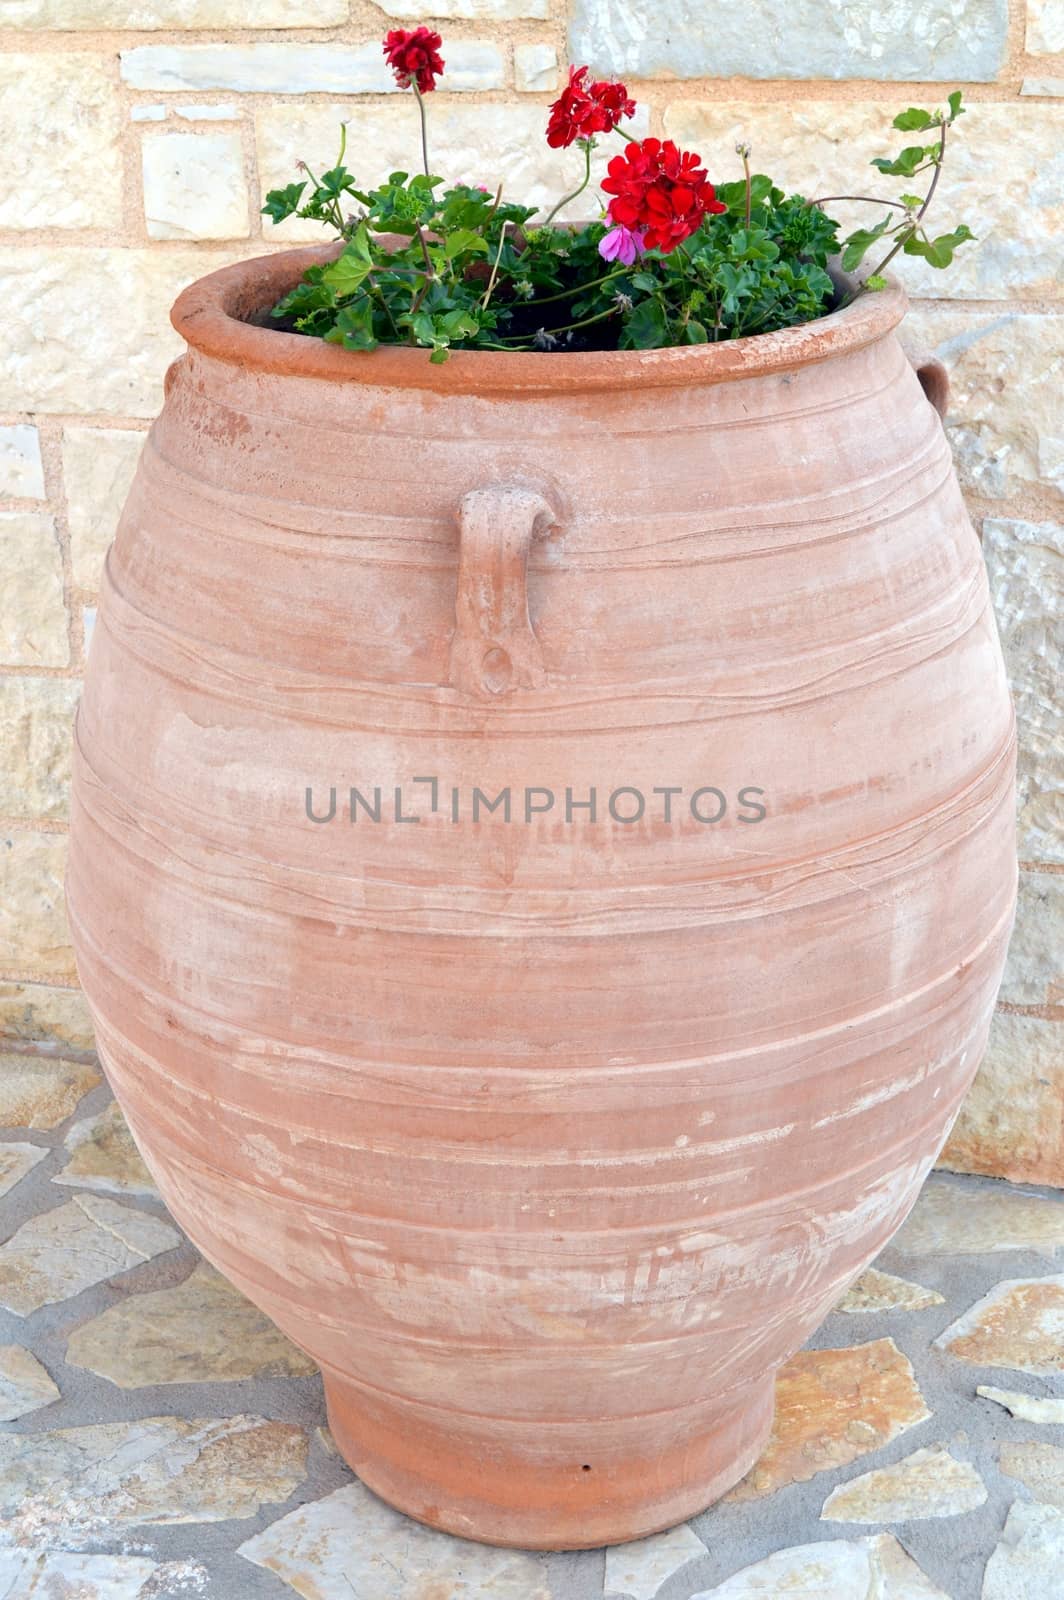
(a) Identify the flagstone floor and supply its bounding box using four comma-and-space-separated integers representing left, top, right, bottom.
0, 1047, 1062, 1600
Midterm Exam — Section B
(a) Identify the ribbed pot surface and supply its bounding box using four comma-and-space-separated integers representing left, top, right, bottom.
66, 248, 1016, 1548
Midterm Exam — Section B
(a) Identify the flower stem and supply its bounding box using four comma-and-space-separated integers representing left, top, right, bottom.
481, 221, 511, 310
496, 303, 618, 342
740, 146, 752, 228
372, 282, 402, 341
862, 118, 948, 287
540, 140, 592, 229
531, 267, 628, 305
298, 155, 345, 236
860, 226, 912, 288
412, 83, 431, 178
809, 195, 910, 210
406, 225, 436, 331
916, 120, 948, 222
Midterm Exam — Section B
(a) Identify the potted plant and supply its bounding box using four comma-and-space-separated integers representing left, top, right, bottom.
66, 33, 1016, 1551
259, 33, 975, 362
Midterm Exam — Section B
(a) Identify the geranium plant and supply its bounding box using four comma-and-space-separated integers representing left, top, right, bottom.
263, 28, 974, 362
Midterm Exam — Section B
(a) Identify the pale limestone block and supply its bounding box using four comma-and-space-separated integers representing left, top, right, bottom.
1028, 0, 1064, 51
0, 833, 75, 980
0, 983, 94, 1052
0, 1055, 99, 1131
941, 1015, 1064, 1187
122, 40, 504, 94
142, 130, 249, 240
1, 0, 346, 24
239, 1480, 552, 1598
0, 54, 120, 231
515, 43, 560, 92
0, 426, 45, 500
898, 312, 1063, 501
0, 249, 219, 416
0, 513, 67, 668
62, 426, 145, 592
0, 677, 80, 821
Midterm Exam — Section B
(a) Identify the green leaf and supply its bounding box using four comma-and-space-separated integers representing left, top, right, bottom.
404, 304, 480, 357
409, 311, 436, 347
316, 165, 356, 199
682, 318, 708, 344
892, 107, 935, 131
270, 274, 335, 321
947, 89, 964, 120
871, 144, 934, 177
902, 223, 975, 268
441, 307, 480, 339
621, 298, 668, 349
261, 181, 306, 225
629, 272, 659, 294
717, 261, 753, 313
442, 229, 490, 261
729, 228, 779, 264
898, 193, 923, 209
320, 224, 375, 297
839, 213, 893, 272
323, 298, 378, 352
864, 274, 888, 291
348, 221, 374, 263
387, 171, 409, 185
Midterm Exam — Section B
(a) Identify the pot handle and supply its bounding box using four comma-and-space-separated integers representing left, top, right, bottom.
911, 353, 950, 420
448, 485, 558, 697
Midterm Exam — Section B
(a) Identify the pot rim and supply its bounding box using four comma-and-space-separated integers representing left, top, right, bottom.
171, 243, 908, 396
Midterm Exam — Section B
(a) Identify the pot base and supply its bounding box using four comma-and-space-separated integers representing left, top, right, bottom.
323, 1370, 777, 1549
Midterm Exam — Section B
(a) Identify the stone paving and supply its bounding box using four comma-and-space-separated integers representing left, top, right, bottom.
0, 1050, 1062, 1599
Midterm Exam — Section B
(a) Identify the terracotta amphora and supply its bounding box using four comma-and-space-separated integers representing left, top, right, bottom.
67, 246, 1016, 1549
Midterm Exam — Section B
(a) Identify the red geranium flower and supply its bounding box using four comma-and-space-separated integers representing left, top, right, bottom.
546, 65, 636, 149
383, 27, 444, 93
601, 137, 726, 252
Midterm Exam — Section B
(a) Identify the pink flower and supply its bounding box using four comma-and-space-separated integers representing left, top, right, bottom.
598, 222, 646, 266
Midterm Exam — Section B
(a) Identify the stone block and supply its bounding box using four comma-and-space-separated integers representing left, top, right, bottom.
0, 249, 222, 417
0, 832, 75, 981
0, 513, 67, 668
941, 1013, 1064, 1186
899, 312, 1062, 501
142, 130, 249, 240
570, 0, 1006, 81
0, 678, 80, 822
0, 427, 45, 501
982, 519, 1063, 862
62, 428, 146, 592
0, 54, 120, 232
122, 41, 505, 95
515, 43, 559, 92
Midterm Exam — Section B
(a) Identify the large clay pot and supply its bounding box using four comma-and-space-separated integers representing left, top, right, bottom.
67, 246, 1016, 1550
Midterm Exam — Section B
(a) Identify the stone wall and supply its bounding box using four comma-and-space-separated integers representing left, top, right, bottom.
0, 1, 1060, 1181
